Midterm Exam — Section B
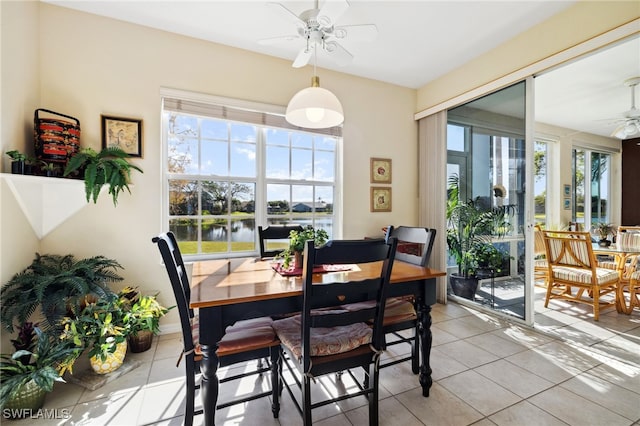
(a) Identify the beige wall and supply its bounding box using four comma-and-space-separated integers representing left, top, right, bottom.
416, 1, 640, 113
1, 1, 637, 334
1, 3, 416, 332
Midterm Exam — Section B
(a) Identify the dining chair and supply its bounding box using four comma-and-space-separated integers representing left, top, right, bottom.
152, 232, 281, 426
542, 230, 619, 321
533, 225, 549, 287
378, 225, 436, 373
272, 237, 398, 426
258, 225, 304, 259
615, 226, 640, 313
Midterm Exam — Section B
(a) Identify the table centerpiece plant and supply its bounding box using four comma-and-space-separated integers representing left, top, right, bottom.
593, 222, 615, 247
278, 225, 329, 268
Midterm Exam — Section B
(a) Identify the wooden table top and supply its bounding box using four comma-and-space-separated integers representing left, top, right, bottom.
189, 258, 446, 309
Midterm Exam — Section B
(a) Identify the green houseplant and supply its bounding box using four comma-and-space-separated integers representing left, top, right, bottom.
59, 296, 131, 374
593, 222, 614, 246
6, 150, 26, 174
279, 225, 329, 268
0, 325, 79, 416
63, 146, 143, 206
446, 174, 516, 299
118, 287, 172, 352
0, 253, 124, 333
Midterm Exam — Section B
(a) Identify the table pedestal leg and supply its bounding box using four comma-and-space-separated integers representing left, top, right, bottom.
200, 344, 219, 426
417, 302, 433, 397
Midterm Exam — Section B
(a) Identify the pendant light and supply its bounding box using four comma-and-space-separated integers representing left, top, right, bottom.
285, 49, 343, 129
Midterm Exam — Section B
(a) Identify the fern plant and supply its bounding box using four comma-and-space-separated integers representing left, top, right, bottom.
0, 253, 123, 332
63, 146, 143, 206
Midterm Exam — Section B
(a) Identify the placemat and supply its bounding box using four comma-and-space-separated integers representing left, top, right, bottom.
272, 263, 353, 277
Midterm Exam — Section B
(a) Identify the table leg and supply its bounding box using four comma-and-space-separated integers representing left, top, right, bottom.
200, 344, 219, 426
417, 301, 433, 397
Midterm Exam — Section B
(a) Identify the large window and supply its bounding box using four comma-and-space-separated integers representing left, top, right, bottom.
162, 93, 340, 258
572, 148, 610, 227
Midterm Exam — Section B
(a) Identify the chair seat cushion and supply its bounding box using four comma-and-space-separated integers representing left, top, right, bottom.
273, 314, 372, 359
597, 260, 618, 270
190, 315, 278, 357
534, 259, 548, 268
551, 266, 619, 285
342, 297, 417, 325
631, 270, 640, 282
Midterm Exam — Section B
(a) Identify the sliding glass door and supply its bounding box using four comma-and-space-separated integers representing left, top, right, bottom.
446, 81, 528, 320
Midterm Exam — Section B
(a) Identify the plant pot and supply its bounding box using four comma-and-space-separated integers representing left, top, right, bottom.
128, 330, 154, 353
294, 251, 303, 268
89, 340, 127, 374
449, 273, 479, 300
3, 379, 47, 417
598, 239, 611, 248
11, 160, 25, 175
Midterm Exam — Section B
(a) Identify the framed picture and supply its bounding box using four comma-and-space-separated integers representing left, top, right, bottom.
371, 187, 392, 212
102, 115, 143, 157
370, 157, 392, 184
564, 197, 571, 210
563, 184, 571, 197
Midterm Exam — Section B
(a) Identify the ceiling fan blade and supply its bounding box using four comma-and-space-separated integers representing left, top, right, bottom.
610, 122, 627, 138
267, 3, 305, 28
292, 47, 313, 68
258, 35, 300, 46
324, 41, 353, 67
318, 0, 349, 28
332, 24, 378, 42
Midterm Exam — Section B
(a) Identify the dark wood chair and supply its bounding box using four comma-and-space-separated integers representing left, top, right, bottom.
152, 232, 281, 426
381, 226, 436, 373
273, 237, 398, 425
258, 225, 304, 259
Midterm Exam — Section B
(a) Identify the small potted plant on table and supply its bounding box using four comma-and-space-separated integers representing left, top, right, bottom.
279, 225, 329, 268
6, 150, 26, 174
594, 222, 614, 247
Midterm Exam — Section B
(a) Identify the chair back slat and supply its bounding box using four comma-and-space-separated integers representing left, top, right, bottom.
534, 225, 546, 257
385, 226, 436, 267
153, 232, 196, 353
258, 225, 304, 258
543, 230, 595, 270
300, 238, 398, 366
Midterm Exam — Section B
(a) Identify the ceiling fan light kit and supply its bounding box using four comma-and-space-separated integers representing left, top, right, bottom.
285, 76, 344, 128
611, 76, 640, 139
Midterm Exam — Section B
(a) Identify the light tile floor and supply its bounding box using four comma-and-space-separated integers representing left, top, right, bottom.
10, 287, 640, 425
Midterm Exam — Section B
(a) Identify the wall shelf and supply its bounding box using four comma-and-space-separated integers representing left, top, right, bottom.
1, 173, 92, 239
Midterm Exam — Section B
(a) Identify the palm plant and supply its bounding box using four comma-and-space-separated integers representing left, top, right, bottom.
63, 146, 143, 206
0, 253, 123, 332
446, 174, 516, 278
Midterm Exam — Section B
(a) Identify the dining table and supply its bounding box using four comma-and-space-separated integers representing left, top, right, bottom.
188, 257, 446, 426
593, 243, 640, 313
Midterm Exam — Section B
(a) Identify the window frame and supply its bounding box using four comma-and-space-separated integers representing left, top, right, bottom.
161, 88, 342, 260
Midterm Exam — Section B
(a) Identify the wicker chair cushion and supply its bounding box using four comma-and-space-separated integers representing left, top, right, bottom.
551, 266, 619, 285
189, 315, 278, 356
597, 260, 618, 270
273, 313, 372, 359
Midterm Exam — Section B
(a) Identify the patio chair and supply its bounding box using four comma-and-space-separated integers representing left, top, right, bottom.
542, 230, 619, 320
273, 237, 397, 425
258, 225, 303, 259
153, 232, 281, 426
533, 225, 548, 287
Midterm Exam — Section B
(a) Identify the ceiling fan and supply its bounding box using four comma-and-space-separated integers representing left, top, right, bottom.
259, 0, 377, 68
610, 76, 640, 139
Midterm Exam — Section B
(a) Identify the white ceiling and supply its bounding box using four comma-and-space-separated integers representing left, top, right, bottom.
43, 0, 640, 138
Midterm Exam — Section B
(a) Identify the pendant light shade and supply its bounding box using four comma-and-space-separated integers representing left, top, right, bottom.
286, 76, 344, 129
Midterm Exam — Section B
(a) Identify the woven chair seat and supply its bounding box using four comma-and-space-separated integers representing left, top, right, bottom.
550, 266, 619, 285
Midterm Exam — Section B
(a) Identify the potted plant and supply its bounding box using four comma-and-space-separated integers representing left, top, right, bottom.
446, 174, 516, 299
24, 156, 39, 175
118, 287, 172, 353
63, 146, 143, 206
59, 296, 131, 375
593, 222, 614, 247
40, 161, 60, 177
278, 225, 329, 268
0, 325, 79, 417
0, 253, 124, 333
6, 150, 26, 174
471, 244, 511, 278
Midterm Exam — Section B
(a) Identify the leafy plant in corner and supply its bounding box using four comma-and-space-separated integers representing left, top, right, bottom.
64, 146, 143, 206
0, 326, 80, 409
0, 253, 124, 333
593, 222, 614, 241
118, 286, 172, 336
59, 297, 131, 363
